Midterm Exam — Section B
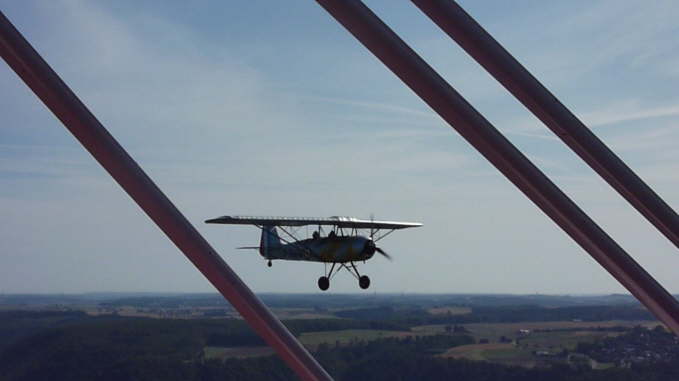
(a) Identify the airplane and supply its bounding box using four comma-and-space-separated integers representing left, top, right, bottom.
205, 215, 422, 290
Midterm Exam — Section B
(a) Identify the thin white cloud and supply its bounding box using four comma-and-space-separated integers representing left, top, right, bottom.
582, 101, 679, 128
303, 95, 438, 118
506, 129, 559, 142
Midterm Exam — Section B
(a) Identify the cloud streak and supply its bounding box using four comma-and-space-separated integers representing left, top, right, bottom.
582, 100, 679, 128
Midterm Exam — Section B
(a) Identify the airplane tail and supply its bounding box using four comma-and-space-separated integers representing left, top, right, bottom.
259, 225, 282, 258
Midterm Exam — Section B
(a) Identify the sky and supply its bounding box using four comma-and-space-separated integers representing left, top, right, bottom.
2, 1, 679, 295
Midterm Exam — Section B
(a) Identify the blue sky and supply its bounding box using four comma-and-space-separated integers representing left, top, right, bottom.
2, 1, 679, 294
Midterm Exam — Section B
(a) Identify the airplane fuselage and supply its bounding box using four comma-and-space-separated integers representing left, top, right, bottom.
263, 235, 376, 263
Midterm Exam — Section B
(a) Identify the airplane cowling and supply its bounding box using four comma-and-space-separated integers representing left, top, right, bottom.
363, 240, 376, 257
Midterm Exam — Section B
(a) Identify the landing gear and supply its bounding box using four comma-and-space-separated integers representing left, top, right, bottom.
348, 262, 370, 290
359, 275, 370, 289
318, 261, 371, 290
318, 276, 330, 291
267, 260, 272, 267
318, 262, 336, 291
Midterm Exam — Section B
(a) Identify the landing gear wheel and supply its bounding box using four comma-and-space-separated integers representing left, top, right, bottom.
267, 260, 272, 267
318, 276, 330, 291
359, 275, 370, 290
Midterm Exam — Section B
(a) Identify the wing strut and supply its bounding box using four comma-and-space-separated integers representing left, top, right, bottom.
412, 0, 679, 251
314, 0, 679, 335
0, 12, 330, 381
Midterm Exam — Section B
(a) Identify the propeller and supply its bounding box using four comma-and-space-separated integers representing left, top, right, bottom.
375, 247, 392, 261
364, 240, 392, 261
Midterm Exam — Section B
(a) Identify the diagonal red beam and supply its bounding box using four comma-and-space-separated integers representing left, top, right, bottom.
0, 11, 331, 381
314, 0, 679, 334
412, 0, 679, 251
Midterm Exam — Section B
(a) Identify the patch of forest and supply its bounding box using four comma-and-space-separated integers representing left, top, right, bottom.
0, 310, 99, 353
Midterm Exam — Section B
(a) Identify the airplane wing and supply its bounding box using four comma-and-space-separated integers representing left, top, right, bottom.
205, 215, 422, 230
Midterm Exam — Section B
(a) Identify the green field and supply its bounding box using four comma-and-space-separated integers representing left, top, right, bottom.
203, 346, 274, 360
441, 343, 512, 360
441, 343, 536, 367
427, 306, 472, 316
421, 320, 660, 368
298, 329, 416, 348
413, 320, 658, 342
206, 321, 659, 365
202, 329, 420, 359
271, 308, 339, 320
518, 330, 613, 351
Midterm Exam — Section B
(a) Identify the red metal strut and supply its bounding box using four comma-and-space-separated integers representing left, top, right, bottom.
314, 0, 679, 334
412, 0, 679, 251
0, 10, 331, 381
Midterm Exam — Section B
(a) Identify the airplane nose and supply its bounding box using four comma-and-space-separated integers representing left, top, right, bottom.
364, 240, 376, 256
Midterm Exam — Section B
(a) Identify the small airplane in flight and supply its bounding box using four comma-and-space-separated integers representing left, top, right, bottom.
205, 215, 422, 290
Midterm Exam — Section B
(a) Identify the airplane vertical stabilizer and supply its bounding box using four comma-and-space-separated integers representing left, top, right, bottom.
260, 225, 282, 258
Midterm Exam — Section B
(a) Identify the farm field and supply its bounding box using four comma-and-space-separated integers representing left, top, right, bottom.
441, 343, 515, 361
412, 320, 659, 342
298, 329, 416, 348
427, 306, 472, 315
203, 346, 274, 360
203, 329, 420, 359
439, 332, 607, 367
292, 320, 661, 354
429, 320, 660, 368
271, 308, 339, 320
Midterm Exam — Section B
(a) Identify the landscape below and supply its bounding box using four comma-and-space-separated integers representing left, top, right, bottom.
1, 293, 677, 380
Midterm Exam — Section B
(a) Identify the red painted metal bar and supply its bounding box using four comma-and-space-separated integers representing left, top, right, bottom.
314, 0, 679, 334
0, 11, 331, 381
412, 0, 679, 251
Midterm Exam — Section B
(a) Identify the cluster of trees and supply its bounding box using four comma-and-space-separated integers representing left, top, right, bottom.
0, 311, 93, 353
577, 325, 679, 365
